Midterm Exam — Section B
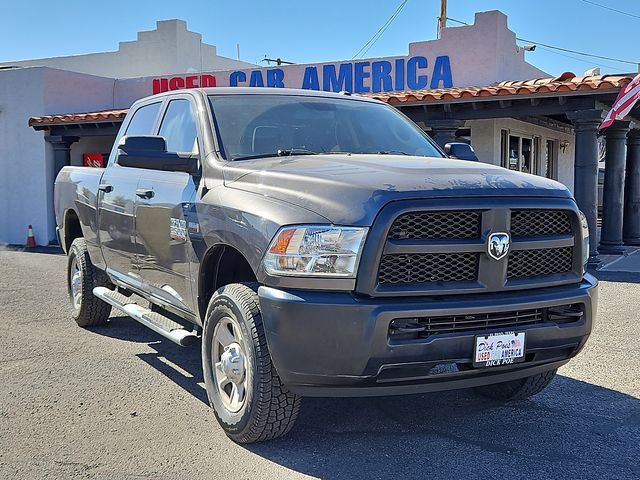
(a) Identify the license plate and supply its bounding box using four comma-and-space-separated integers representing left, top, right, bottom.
473, 331, 526, 367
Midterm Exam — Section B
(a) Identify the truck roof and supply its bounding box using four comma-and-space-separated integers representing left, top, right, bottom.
143, 87, 383, 104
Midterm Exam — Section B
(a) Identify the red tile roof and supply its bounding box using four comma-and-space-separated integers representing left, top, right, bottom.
367, 72, 635, 104
26, 72, 635, 127
28, 108, 128, 127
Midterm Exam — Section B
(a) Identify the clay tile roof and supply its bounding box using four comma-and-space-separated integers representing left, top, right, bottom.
367, 72, 635, 104
28, 108, 129, 127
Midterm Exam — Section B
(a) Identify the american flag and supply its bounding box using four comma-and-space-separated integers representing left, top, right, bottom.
600, 74, 640, 130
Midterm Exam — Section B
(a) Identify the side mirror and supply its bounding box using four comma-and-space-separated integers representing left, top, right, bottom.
444, 142, 479, 161
117, 135, 198, 174
119, 135, 166, 153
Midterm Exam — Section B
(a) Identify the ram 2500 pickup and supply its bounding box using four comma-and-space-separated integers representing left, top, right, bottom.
55, 87, 598, 443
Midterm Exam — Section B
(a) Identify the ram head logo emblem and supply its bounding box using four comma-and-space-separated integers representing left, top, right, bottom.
487, 232, 510, 260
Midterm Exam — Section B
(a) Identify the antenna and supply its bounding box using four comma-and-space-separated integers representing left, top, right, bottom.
261, 57, 295, 66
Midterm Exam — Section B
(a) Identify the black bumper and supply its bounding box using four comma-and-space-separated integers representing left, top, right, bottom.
258, 274, 598, 397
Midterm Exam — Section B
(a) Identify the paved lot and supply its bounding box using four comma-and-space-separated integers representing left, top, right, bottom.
0, 249, 638, 480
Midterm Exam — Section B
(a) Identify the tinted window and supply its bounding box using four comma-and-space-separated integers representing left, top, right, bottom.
125, 102, 161, 135
159, 99, 198, 153
208, 95, 442, 160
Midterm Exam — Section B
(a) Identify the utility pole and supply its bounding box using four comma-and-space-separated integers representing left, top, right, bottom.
437, 0, 447, 38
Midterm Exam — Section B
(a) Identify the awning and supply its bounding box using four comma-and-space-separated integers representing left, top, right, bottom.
29, 109, 128, 129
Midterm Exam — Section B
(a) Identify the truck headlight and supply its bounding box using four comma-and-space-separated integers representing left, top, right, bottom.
579, 210, 589, 265
263, 226, 368, 277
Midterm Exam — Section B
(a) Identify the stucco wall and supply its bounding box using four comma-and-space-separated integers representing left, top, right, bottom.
1, 20, 254, 79
113, 11, 549, 107
409, 11, 546, 88
0, 68, 49, 245
0, 67, 119, 245
468, 118, 575, 192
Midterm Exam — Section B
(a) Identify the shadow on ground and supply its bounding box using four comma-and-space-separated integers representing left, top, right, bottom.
592, 270, 640, 284
93, 316, 640, 479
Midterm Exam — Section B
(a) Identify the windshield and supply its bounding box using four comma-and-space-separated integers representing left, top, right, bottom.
208, 94, 443, 160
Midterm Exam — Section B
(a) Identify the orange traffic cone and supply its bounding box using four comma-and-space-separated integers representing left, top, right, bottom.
26, 225, 36, 248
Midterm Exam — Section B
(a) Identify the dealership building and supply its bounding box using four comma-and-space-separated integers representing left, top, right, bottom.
1, 11, 639, 264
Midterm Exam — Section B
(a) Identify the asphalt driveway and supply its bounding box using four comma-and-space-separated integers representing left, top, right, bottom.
0, 248, 638, 479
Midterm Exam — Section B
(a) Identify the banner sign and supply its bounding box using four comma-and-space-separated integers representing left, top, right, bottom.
152, 55, 453, 95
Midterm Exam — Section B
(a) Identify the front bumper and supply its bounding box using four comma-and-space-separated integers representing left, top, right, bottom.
258, 274, 598, 397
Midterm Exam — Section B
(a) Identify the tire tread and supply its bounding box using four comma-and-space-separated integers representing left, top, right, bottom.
474, 369, 557, 401
68, 238, 111, 327
207, 283, 301, 443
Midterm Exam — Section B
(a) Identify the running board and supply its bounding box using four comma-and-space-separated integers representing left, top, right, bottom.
93, 286, 198, 347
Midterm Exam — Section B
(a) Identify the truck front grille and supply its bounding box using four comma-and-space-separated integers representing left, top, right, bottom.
378, 253, 478, 284
507, 247, 573, 279
371, 203, 580, 294
511, 210, 572, 237
388, 211, 480, 240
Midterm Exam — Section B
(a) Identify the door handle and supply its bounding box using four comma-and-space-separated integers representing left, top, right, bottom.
135, 188, 155, 199
98, 183, 113, 193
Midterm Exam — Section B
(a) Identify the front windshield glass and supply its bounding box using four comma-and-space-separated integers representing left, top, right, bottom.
208, 94, 443, 160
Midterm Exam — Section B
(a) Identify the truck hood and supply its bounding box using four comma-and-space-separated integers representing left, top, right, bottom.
222, 154, 572, 225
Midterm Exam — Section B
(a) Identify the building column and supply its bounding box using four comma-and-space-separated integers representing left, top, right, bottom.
624, 129, 640, 245
429, 119, 465, 148
568, 110, 602, 266
600, 121, 631, 254
44, 135, 79, 178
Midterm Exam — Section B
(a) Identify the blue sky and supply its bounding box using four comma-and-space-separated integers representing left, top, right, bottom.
1, 0, 638, 76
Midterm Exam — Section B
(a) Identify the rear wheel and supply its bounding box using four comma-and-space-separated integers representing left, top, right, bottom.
67, 238, 112, 327
473, 369, 557, 400
202, 283, 301, 443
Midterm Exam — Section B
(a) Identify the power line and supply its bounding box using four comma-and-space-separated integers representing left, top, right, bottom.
516, 35, 638, 65
446, 16, 639, 66
536, 45, 626, 73
352, 0, 409, 59
579, 0, 640, 20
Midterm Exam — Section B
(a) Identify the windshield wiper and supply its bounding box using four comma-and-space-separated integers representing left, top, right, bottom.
233, 148, 317, 161
374, 150, 410, 155
277, 148, 317, 156
232, 149, 412, 160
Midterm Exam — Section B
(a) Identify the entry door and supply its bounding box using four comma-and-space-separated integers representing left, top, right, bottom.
97, 165, 142, 283
507, 134, 537, 174
98, 101, 162, 285
134, 98, 200, 313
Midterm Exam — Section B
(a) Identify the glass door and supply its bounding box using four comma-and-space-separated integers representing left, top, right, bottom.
505, 134, 538, 174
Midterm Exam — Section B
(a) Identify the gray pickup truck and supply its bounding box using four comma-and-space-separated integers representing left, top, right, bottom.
55, 87, 598, 443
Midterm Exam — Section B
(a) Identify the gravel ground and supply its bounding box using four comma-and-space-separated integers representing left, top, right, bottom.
0, 249, 638, 479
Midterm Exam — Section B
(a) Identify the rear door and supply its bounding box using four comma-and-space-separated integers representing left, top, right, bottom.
98, 101, 162, 286
134, 96, 200, 312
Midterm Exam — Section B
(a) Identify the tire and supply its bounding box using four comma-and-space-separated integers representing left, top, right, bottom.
474, 369, 557, 401
67, 238, 112, 327
202, 283, 301, 443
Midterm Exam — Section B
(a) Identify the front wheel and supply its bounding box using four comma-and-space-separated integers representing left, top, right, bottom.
202, 283, 301, 443
473, 369, 557, 400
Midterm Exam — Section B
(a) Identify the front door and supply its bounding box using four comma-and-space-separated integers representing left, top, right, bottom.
98, 101, 162, 285
134, 98, 200, 312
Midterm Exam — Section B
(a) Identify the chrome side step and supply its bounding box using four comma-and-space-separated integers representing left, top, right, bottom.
93, 286, 198, 347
